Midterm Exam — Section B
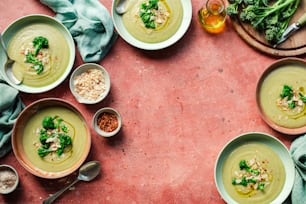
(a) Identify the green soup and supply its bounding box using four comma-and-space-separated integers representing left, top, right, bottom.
259, 65, 306, 128
7, 23, 70, 87
122, 0, 183, 43
222, 143, 285, 204
23, 107, 88, 172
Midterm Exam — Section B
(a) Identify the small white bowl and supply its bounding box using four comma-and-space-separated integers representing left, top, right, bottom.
93, 107, 122, 137
69, 63, 111, 104
0, 165, 19, 194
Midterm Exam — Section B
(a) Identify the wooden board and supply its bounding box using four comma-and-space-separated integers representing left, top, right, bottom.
231, 0, 306, 57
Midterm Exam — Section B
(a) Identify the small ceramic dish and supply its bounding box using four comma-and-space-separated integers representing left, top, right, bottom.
93, 107, 122, 137
69, 63, 111, 104
214, 132, 295, 204
0, 14, 75, 93
112, 0, 192, 50
256, 57, 306, 135
0, 165, 19, 194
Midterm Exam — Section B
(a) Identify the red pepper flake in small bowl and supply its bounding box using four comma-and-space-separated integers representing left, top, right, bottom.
93, 108, 122, 137
97, 112, 118, 132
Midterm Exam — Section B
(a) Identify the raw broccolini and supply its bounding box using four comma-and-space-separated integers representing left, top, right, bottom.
226, 0, 300, 44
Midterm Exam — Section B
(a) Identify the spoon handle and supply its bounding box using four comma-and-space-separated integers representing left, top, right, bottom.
43, 179, 79, 204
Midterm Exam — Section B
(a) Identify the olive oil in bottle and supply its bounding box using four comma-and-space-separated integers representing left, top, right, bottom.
198, 0, 226, 34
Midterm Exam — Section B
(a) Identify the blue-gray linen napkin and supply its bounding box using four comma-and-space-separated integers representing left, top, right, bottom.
0, 75, 24, 158
289, 134, 306, 204
40, 0, 117, 62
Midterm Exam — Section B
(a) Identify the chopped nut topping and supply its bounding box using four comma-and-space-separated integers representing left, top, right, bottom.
73, 68, 106, 101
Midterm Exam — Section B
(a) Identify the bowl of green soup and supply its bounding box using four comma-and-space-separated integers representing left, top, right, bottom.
0, 14, 75, 93
112, 0, 192, 50
11, 98, 91, 179
256, 58, 306, 135
214, 132, 295, 204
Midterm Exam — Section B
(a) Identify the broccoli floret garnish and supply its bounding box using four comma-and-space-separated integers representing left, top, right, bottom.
25, 52, 44, 74
226, 0, 301, 44
37, 116, 72, 158
32, 36, 49, 56
37, 148, 54, 157
42, 116, 56, 129
24, 36, 49, 74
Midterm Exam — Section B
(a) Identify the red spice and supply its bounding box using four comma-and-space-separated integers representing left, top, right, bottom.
97, 112, 118, 132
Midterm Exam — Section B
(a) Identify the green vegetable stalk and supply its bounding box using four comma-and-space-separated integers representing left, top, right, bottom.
226, 0, 301, 44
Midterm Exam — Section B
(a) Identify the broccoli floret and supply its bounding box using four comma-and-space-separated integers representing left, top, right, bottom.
299, 93, 306, 102
226, 3, 240, 16
280, 85, 294, 99
240, 177, 248, 186
56, 134, 72, 156
37, 148, 53, 157
25, 52, 44, 74
226, 0, 301, 43
42, 116, 55, 129
265, 26, 281, 42
258, 183, 265, 190
239, 160, 249, 170
32, 36, 49, 56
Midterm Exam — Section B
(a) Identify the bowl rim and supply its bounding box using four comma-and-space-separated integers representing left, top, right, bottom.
92, 107, 122, 137
0, 164, 19, 194
0, 14, 75, 93
111, 0, 192, 50
11, 98, 91, 179
214, 132, 295, 204
256, 57, 306, 135
69, 63, 111, 104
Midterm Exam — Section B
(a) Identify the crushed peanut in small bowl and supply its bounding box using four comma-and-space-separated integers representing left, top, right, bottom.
93, 107, 122, 137
69, 63, 111, 104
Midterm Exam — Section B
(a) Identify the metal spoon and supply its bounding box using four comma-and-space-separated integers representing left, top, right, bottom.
0, 34, 22, 85
115, 0, 128, 15
43, 161, 101, 204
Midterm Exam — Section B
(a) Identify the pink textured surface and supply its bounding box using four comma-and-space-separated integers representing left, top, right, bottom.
1, 0, 305, 203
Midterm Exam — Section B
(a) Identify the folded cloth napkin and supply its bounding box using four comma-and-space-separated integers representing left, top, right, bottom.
289, 134, 306, 204
0, 75, 24, 158
40, 0, 117, 62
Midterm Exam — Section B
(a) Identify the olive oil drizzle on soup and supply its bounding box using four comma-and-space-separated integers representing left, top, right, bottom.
122, 0, 183, 43
222, 143, 285, 204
